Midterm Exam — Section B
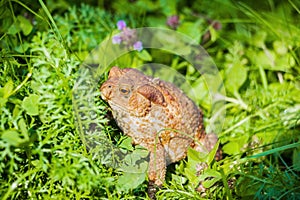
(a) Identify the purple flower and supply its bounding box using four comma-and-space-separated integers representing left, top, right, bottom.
112, 20, 143, 51
167, 15, 180, 29
112, 35, 122, 44
117, 20, 127, 30
133, 41, 143, 51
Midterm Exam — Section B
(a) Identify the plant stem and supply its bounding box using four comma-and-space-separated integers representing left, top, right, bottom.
258, 64, 268, 90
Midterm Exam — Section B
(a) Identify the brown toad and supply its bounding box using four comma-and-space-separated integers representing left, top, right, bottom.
100, 66, 218, 186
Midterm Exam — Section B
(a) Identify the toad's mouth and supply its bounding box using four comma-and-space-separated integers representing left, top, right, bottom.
106, 100, 136, 115
100, 89, 110, 101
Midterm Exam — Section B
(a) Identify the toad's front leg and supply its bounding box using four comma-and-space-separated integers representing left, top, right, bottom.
147, 143, 166, 199
148, 143, 166, 185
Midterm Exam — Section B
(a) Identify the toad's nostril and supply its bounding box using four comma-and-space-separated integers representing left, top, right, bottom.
100, 83, 110, 92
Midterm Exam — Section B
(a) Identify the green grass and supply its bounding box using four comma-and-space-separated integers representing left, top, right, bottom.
1, 0, 300, 199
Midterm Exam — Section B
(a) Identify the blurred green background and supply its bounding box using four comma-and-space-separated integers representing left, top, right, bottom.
0, 0, 299, 199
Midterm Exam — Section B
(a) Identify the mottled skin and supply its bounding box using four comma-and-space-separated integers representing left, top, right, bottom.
100, 66, 217, 186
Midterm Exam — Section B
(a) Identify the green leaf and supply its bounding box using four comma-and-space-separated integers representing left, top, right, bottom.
273, 40, 287, 55
116, 172, 146, 192
207, 140, 220, 164
118, 136, 134, 151
184, 166, 200, 187
177, 21, 202, 42
7, 22, 21, 35
209, 25, 217, 42
159, 0, 177, 16
274, 53, 294, 71
1, 130, 23, 146
18, 118, 29, 141
2, 80, 14, 98
199, 169, 222, 188
136, 50, 152, 61
187, 147, 207, 162
252, 31, 267, 48
222, 142, 240, 155
0, 97, 7, 108
17, 15, 33, 36
203, 177, 221, 188
171, 174, 188, 185
22, 94, 40, 116
14, 42, 30, 53
184, 143, 221, 187
190, 76, 210, 111
225, 64, 247, 94
119, 150, 148, 173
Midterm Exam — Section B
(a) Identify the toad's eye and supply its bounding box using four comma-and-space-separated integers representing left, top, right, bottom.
119, 87, 131, 95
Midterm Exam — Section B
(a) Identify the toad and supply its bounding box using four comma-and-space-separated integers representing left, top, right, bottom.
100, 66, 218, 187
